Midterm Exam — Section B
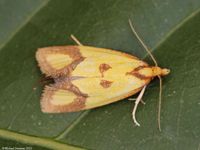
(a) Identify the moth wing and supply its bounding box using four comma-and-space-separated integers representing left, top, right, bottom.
39, 46, 151, 112
72, 71, 151, 110
41, 77, 149, 113
71, 46, 151, 110
36, 46, 84, 77
41, 85, 87, 113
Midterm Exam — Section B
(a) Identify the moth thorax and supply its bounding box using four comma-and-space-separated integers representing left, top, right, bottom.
136, 66, 170, 78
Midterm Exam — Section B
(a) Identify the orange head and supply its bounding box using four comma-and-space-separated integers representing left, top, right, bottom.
151, 66, 170, 77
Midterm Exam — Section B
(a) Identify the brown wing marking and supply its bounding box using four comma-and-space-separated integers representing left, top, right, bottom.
99, 63, 112, 77
41, 78, 88, 113
126, 65, 151, 80
36, 46, 85, 77
100, 80, 113, 88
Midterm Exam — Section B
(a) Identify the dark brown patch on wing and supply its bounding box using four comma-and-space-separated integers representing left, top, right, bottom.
54, 77, 88, 97
36, 46, 85, 77
40, 77, 88, 113
99, 63, 112, 77
100, 80, 113, 88
40, 86, 87, 113
126, 66, 151, 80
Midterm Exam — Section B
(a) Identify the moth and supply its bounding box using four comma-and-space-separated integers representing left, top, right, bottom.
36, 20, 170, 130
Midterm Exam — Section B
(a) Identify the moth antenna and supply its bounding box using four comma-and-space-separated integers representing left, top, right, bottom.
128, 19, 158, 66
158, 75, 162, 131
71, 34, 83, 46
129, 19, 163, 131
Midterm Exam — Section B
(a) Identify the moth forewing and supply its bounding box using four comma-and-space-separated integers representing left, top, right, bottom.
37, 46, 153, 112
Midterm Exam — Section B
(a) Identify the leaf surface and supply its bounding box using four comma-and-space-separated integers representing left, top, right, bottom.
0, 0, 200, 149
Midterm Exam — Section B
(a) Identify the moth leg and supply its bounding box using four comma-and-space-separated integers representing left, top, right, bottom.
70, 34, 83, 46
128, 98, 145, 104
132, 86, 146, 126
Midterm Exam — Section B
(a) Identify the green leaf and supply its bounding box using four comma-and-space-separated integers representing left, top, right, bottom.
0, 0, 200, 149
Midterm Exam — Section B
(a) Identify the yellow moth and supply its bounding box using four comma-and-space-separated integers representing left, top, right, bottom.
36, 20, 170, 130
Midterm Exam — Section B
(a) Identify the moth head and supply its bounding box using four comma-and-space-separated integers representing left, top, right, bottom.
161, 68, 170, 76
151, 67, 170, 77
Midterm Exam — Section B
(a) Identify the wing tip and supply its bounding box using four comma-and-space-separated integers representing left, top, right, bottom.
40, 86, 87, 113
36, 48, 53, 77
40, 86, 56, 113
36, 46, 84, 77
